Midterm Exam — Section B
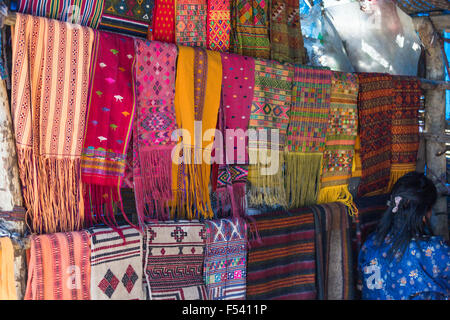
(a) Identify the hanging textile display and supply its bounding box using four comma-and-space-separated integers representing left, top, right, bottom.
81, 30, 136, 227
144, 221, 208, 300
88, 226, 144, 300
351, 135, 362, 179
285, 66, 332, 208
246, 207, 316, 300
133, 39, 178, 222
11, 14, 94, 234
357, 73, 393, 197
247, 58, 293, 209
175, 0, 207, 48
25, 231, 91, 300
231, 0, 270, 59
172, 46, 222, 219
317, 72, 359, 215
269, 0, 306, 64
204, 218, 247, 300
215, 53, 254, 217
0, 237, 17, 300
206, 0, 231, 51
98, 0, 155, 38
386, 76, 421, 191
150, 0, 176, 43
17, 0, 105, 28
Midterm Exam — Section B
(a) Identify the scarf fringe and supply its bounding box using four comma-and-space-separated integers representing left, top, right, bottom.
385, 167, 415, 193
317, 185, 358, 216
232, 182, 247, 218
139, 147, 173, 200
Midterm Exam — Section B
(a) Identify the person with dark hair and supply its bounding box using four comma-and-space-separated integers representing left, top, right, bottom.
358, 171, 450, 300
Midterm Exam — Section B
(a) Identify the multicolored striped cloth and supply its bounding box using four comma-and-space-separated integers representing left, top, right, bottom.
207, 0, 231, 51
204, 218, 247, 300
247, 208, 316, 300
357, 73, 394, 197
17, 0, 104, 28
286, 66, 332, 208
25, 231, 91, 300
175, 0, 207, 48
88, 226, 144, 300
144, 221, 208, 300
150, 0, 176, 43
98, 0, 155, 38
11, 14, 94, 234
247, 58, 293, 209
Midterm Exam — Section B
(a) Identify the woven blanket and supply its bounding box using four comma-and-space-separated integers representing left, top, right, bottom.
231, 0, 270, 59
286, 66, 332, 208
151, 0, 176, 43
207, 0, 231, 51
144, 221, 207, 300
175, 0, 207, 48
247, 58, 293, 208
11, 14, 94, 234
81, 31, 135, 227
357, 73, 394, 197
0, 237, 16, 300
247, 207, 316, 300
386, 76, 421, 191
88, 226, 144, 300
17, 0, 104, 28
133, 40, 178, 222
311, 202, 354, 300
25, 231, 91, 300
318, 72, 359, 214
269, 0, 306, 64
204, 218, 247, 300
99, 0, 155, 38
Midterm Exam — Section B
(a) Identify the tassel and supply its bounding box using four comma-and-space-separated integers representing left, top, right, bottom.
318, 185, 358, 216
385, 165, 415, 193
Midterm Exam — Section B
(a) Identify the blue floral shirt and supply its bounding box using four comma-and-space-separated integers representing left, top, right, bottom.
359, 234, 450, 300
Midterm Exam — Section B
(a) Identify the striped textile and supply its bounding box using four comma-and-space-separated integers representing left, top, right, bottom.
247, 208, 316, 300
11, 13, 94, 234
88, 226, 144, 300
98, 0, 155, 38
311, 202, 354, 300
204, 218, 247, 300
207, 0, 231, 51
175, 0, 207, 48
17, 0, 104, 28
25, 231, 91, 300
144, 221, 208, 300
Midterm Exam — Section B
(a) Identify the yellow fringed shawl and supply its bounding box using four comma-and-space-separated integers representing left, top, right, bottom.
0, 237, 17, 300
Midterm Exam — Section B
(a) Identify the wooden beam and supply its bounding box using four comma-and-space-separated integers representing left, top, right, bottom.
419, 78, 450, 90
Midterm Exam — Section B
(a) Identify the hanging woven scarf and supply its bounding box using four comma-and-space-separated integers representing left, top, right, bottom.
386, 76, 421, 191
0, 237, 17, 300
317, 72, 359, 215
175, 0, 207, 48
269, 0, 306, 64
17, 0, 105, 28
81, 31, 136, 227
11, 14, 94, 234
25, 231, 91, 300
172, 46, 222, 220
150, 0, 176, 43
286, 66, 332, 208
133, 39, 178, 222
231, 0, 270, 59
99, 0, 155, 38
247, 58, 293, 208
357, 73, 393, 197
206, 0, 231, 51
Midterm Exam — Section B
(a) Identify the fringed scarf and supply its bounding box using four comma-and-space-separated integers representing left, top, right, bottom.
17, 0, 105, 28
133, 40, 178, 222
286, 66, 332, 208
81, 31, 136, 228
386, 76, 421, 191
247, 58, 293, 208
317, 72, 359, 215
11, 14, 93, 234
231, 0, 270, 59
25, 231, 91, 300
215, 53, 254, 217
175, 0, 207, 48
357, 73, 393, 197
172, 46, 222, 220
0, 237, 17, 300
150, 0, 176, 43
206, 0, 231, 51
269, 0, 306, 64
